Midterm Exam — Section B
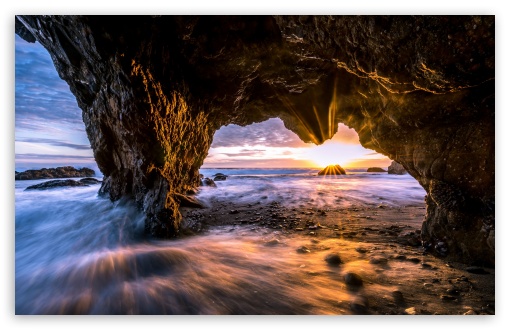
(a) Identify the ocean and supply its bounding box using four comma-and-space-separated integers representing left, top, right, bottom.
15, 168, 426, 314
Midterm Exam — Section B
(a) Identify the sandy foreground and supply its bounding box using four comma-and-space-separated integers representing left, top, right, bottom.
180, 198, 495, 315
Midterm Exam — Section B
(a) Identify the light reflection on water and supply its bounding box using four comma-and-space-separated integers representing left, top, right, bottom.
15, 174, 426, 315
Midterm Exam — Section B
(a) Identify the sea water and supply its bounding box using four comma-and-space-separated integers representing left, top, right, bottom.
15, 169, 426, 314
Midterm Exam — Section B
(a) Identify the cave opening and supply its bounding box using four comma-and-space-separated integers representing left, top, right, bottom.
196, 117, 426, 218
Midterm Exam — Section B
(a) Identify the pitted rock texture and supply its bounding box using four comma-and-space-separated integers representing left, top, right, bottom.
15, 15, 494, 265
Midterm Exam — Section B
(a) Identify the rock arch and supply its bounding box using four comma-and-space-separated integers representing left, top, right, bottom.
15, 15, 494, 265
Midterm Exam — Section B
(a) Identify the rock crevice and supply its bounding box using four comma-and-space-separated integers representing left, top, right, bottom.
15, 15, 494, 265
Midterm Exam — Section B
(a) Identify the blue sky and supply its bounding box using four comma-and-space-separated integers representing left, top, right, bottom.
14, 34, 391, 173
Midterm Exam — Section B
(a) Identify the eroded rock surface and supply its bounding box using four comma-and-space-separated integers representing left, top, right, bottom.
15, 15, 494, 265
388, 161, 407, 175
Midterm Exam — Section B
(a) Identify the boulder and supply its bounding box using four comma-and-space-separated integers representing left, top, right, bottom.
367, 167, 386, 172
201, 178, 217, 187
318, 165, 346, 176
79, 178, 102, 185
15, 166, 95, 180
25, 179, 89, 190
213, 174, 227, 181
387, 161, 407, 175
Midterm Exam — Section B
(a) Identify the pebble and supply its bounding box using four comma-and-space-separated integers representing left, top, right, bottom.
324, 253, 342, 266
464, 309, 476, 315
446, 288, 460, 295
350, 296, 369, 314
355, 247, 368, 253
344, 272, 363, 287
392, 290, 404, 303
369, 257, 388, 265
264, 239, 280, 246
404, 307, 416, 315
296, 246, 311, 253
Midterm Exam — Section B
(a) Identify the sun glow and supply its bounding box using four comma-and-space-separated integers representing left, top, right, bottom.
203, 119, 391, 169
304, 141, 370, 168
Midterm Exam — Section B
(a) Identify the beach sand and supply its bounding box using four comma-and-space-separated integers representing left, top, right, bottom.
181, 199, 495, 315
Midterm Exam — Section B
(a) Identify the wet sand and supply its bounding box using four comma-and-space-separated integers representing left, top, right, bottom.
181, 199, 495, 315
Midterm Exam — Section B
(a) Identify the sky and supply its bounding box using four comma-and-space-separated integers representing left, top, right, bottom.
14, 34, 391, 173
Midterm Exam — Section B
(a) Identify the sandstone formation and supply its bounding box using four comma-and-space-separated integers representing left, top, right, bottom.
15, 16, 494, 265
15, 166, 95, 180
387, 161, 407, 175
367, 167, 386, 173
318, 164, 346, 175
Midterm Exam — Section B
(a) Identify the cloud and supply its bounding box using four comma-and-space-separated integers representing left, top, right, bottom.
16, 153, 95, 160
15, 35, 84, 133
210, 118, 309, 148
16, 138, 91, 150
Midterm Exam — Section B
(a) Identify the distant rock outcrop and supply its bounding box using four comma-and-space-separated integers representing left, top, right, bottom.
15, 166, 95, 180
388, 161, 407, 175
318, 165, 346, 175
367, 167, 386, 173
25, 178, 101, 190
213, 174, 227, 181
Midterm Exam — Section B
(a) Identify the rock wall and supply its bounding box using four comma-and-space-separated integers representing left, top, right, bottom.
15, 15, 494, 264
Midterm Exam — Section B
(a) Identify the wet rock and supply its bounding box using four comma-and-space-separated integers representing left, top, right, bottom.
174, 193, 204, 208
446, 288, 460, 295
350, 296, 369, 314
344, 272, 363, 287
317, 165, 346, 176
355, 247, 368, 254
324, 253, 342, 266
388, 161, 407, 175
25, 179, 89, 190
16, 166, 95, 180
264, 239, 281, 246
296, 246, 311, 253
367, 167, 386, 173
201, 178, 217, 187
79, 178, 101, 184
213, 174, 227, 181
369, 257, 388, 265
391, 290, 404, 304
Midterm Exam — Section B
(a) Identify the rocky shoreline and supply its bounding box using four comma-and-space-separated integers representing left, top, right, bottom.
15, 166, 95, 180
180, 198, 495, 315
